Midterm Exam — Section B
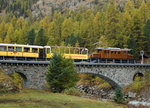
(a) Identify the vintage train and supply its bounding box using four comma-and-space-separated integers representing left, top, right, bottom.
0, 43, 135, 63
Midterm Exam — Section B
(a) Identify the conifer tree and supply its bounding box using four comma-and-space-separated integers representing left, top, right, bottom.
121, 11, 133, 48
93, 12, 101, 42
4, 24, 14, 43
105, 0, 120, 47
27, 28, 36, 45
47, 22, 57, 46
139, 0, 148, 24
62, 18, 73, 41
144, 19, 150, 53
46, 53, 79, 93
16, 17, 25, 30
124, 0, 134, 16
132, 10, 145, 51
10, 16, 17, 29
34, 28, 46, 46
113, 87, 125, 103
0, 21, 6, 41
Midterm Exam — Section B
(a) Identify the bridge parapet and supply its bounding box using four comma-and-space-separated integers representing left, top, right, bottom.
0, 60, 150, 67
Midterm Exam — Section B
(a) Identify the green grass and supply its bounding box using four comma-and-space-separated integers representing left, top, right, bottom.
0, 89, 127, 108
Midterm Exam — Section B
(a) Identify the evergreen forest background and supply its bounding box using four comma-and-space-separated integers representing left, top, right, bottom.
0, 0, 150, 58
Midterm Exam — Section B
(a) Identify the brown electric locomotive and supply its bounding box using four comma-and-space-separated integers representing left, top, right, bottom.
90, 47, 134, 63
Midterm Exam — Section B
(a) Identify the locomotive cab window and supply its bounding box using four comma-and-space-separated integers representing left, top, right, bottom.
0, 46, 6, 51
118, 51, 120, 54
24, 48, 30, 52
111, 51, 113, 54
16, 47, 22, 52
124, 51, 126, 55
97, 49, 102, 53
32, 48, 38, 53
8, 47, 14, 51
104, 50, 107, 54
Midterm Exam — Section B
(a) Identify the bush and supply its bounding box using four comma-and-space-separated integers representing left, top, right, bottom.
63, 87, 81, 96
113, 87, 125, 103
0, 68, 19, 93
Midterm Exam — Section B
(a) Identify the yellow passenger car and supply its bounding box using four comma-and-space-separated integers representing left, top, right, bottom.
0, 43, 43, 58
44, 46, 88, 61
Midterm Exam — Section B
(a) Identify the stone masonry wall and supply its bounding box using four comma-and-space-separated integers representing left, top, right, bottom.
0, 62, 150, 89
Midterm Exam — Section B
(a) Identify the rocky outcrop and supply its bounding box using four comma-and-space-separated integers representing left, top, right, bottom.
31, 0, 109, 17
76, 84, 115, 99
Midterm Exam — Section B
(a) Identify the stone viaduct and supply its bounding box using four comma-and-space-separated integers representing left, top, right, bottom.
0, 60, 150, 89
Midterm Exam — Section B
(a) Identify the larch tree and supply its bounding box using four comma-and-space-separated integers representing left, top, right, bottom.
16, 17, 25, 30
62, 18, 73, 41
4, 24, 14, 43
139, 0, 148, 24
52, 12, 64, 45
0, 21, 6, 42
40, 16, 50, 37
47, 22, 57, 46
121, 11, 133, 48
10, 16, 17, 29
124, 0, 134, 16
104, 0, 121, 47
93, 12, 101, 43
132, 10, 145, 51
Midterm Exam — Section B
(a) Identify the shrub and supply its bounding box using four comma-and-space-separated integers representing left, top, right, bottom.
0, 68, 19, 93
63, 87, 81, 96
113, 87, 125, 103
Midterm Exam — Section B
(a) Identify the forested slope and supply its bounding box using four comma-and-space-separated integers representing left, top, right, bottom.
0, 0, 150, 58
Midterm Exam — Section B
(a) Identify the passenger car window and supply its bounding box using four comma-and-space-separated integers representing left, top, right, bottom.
24, 48, 30, 52
32, 48, 38, 53
16, 47, 22, 52
0, 46, 6, 51
8, 47, 14, 51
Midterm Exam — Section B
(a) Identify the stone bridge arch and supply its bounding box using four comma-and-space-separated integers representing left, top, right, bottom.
14, 72, 27, 88
2, 67, 28, 88
133, 71, 144, 81
79, 72, 119, 88
75, 64, 150, 88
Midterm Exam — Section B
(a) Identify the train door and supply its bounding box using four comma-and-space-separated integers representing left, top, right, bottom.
39, 48, 46, 59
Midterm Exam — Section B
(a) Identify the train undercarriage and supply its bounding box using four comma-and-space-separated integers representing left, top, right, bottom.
89, 58, 136, 63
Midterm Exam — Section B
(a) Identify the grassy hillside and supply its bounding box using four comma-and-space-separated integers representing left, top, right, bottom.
0, 89, 127, 108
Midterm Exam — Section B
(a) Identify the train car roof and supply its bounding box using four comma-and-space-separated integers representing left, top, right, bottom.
95, 47, 131, 51
0, 43, 44, 48
44, 46, 88, 50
